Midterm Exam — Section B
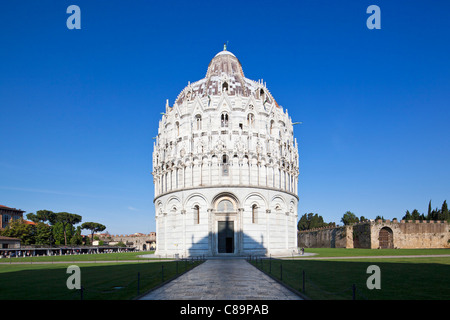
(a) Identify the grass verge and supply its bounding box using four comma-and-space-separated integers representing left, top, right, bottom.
0, 259, 203, 300
299, 248, 450, 258
250, 254, 450, 300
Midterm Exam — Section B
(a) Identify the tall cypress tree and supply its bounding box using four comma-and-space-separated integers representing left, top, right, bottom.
411, 209, 421, 220
428, 200, 432, 219
440, 200, 449, 221
403, 210, 411, 220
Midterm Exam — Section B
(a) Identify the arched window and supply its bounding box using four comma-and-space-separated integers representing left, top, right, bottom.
247, 113, 255, 128
217, 199, 234, 212
270, 120, 274, 134
194, 205, 200, 224
222, 82, 229, 92
252, 204, 258, 224
221, 113, 228, 127
175, 122, 180, 135
222, 154, 229, 176
195, 115, 202, 130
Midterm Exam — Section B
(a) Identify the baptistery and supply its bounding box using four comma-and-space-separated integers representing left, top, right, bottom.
152, 46, 299, 256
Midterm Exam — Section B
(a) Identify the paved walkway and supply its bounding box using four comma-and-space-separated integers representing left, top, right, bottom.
138, 258, 303, 300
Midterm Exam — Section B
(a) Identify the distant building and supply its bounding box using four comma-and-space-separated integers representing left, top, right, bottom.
0, 205, 25, 230
0, 236, 21, 249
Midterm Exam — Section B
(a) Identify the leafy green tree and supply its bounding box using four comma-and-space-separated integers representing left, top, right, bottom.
53, 212, 82, 246
26, 213, 40, 223
341, 211, 359, 225
83, 235, 91, 245
34, 222, 53, 245
428, 200, 432, 218
51, 222, 70, 245
26, 210, 56, 224
403, 210, 411, 220
116, 241, 127, 247
1, 218, 35, 245
81, 222, 106, 244
297, 213, 330, 231
70, 226, 83, 245
411, 209, 421, 220
440, 200, 449, 221
26, 211, 55, 245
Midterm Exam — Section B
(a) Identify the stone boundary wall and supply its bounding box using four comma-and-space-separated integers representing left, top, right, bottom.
98, 233, 156, 251
370, 219, 449, 249
297, 226, 352, 248
297, 220, 450, 249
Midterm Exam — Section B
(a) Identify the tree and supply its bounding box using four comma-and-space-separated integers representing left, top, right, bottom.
81, 222, 106, 244
297, 213, 330, 231
341, 211, 359, 225
411, 209, 421, 221
54, 212, 82, 246
440, 200, 449, 221
26, 212, 40, 223
0, 218, 36, 245
428, 200, 432, 218
403, 210, 411, 220
26, 211, 55, 245
116, 241, 127, 247
34, 222, 53, 245
70, 226, 83, 246
27, 210, 56, 224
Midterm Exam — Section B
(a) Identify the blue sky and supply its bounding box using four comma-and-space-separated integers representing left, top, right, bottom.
1, 1, 449, 235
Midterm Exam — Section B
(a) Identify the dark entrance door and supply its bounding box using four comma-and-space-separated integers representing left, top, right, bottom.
378, 227, 394, 249
218, 220, 234, 253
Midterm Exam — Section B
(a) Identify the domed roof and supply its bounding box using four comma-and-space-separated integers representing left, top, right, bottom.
214, 50, 236, 58
206, 48, 244, 78
174, 46, 277, 107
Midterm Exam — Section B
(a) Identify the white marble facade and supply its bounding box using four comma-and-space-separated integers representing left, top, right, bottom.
152, 47, 299, 256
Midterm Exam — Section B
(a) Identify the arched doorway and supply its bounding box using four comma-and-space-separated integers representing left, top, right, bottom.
212, 194, 240, 255
216, 199, 235, 254
378, 227, 394, 249
218, 219, 234, 253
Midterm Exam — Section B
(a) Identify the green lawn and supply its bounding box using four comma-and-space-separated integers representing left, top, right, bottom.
2, 248, 449, 300
0, 251, 169, 264
251, 252, 450, 300
0, 259, 203, 300
300, 248, 450, 258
